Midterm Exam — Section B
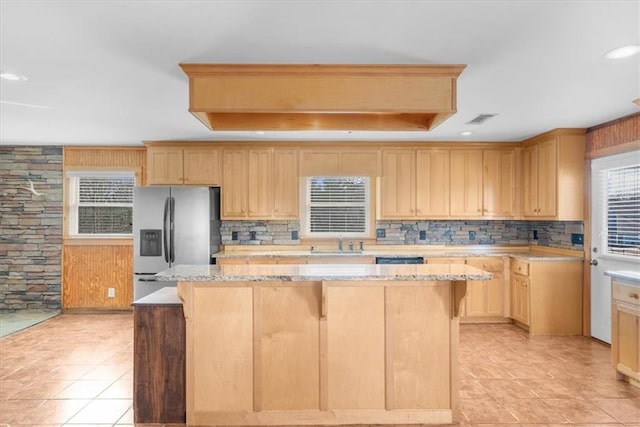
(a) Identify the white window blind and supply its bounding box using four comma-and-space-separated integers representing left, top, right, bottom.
603, 164, 640, 258
67, 172, 135, 236
303, 177, 370, 237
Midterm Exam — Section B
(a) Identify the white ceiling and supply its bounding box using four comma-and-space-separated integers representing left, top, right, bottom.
1, 0, 638, 146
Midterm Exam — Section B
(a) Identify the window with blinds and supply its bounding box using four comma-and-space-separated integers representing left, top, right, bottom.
67, 172, 135, 236
302, 177, 370, 237
603, 164, 640, 258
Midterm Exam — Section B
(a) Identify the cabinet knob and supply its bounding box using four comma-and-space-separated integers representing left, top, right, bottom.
629, 292, 639, 300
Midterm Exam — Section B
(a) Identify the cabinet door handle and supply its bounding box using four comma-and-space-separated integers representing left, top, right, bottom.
629, 292, 639, 300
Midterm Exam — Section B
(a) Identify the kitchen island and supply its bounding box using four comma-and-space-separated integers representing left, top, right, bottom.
158, 263, 491, 426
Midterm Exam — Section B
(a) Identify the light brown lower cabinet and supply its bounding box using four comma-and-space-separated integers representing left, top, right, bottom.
427, 256, 507, 322
611, 277, 640, 387
510, 258, 582, 335
465, 257, 506, 320
178, 280, 463, 425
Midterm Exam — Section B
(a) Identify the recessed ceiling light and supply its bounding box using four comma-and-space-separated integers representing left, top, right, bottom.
0, 71, 28, 81
604, 44, 640, 59
460, 131, 474, 136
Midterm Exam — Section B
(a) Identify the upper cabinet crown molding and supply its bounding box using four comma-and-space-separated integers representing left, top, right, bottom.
179, 63, 466, 132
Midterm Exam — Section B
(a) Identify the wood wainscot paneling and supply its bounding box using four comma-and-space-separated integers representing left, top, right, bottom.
585, 112, 640, 157
62, 242, 133, 309
63, 146, 147, 178
62, 147, 145, 309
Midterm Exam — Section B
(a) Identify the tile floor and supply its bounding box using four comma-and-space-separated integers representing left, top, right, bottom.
0, 313, 639, 426
0, 311, 60, 338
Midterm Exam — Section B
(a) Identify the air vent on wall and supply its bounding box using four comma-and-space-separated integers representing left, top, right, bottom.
466, 113, 498, 124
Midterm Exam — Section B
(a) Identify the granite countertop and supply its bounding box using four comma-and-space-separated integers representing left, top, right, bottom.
156, 263, 492, 282
211, 250, 582, 262
132, 286, 181, 305
605, 270, 640, 284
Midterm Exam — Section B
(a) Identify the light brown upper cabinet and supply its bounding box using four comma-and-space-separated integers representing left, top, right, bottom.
450, 150, 483, 217
272, 149, 299, 218
380, 149, 416, 218
483, 149, 516, 217
146, 146, 221, 186
299, 149, 380, 177
223, 148, 299, 220
222, 149, 249, 218
380, 148, 450, 219
450, 149, 515, 218
147, 147, 184, 185
522, 130, 585, 220
416, 149, 450, 217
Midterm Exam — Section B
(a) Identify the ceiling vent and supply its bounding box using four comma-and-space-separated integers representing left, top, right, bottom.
466, 113, 498, 125
179, 63, 466, 132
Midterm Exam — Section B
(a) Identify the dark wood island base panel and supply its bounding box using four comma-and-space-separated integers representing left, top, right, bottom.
133, 288, 186, 424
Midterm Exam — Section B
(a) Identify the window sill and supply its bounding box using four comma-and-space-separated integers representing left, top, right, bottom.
63, 237, 133, 246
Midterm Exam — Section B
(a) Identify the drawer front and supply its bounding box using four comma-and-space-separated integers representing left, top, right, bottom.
466, 257, 504, 272
511, 258, 530, 276
613, 280, 640, 307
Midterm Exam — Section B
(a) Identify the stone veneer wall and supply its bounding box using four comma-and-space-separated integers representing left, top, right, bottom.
221, 219, 584, 251
0, 146, 63, 311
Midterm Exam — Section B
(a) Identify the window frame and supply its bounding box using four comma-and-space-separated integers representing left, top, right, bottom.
65, 170, 136, 238
600, 163, 640, 260
300, 176, 374, 239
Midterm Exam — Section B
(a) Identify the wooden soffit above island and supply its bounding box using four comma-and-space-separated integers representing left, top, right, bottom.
179, 63, 466, 131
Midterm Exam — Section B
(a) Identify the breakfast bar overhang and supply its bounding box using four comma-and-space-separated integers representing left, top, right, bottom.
159, 263, 491, 426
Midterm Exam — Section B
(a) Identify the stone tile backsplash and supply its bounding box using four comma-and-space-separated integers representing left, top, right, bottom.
221, 219, 584, 250
222, 221, 300, 245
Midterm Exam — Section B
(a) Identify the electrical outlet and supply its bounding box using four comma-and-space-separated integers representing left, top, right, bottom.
571, 233, 584, 245
533, 230, 539, 240
291, 230, 299, 240
419, 230, 427, 240
231, 231, 238, 241
107, 287, 115, 298
376, 228, 386, 238
250, 231, 257, 240
469, 231, 476, 240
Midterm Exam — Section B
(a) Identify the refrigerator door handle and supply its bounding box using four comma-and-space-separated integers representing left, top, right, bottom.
169, 196, 176, 263
163, 196, 170, 263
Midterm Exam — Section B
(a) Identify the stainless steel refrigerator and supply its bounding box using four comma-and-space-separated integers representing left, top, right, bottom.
133, 186, 220, 300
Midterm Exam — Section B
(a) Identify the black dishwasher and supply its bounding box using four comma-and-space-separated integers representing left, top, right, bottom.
375, 256, 424, 264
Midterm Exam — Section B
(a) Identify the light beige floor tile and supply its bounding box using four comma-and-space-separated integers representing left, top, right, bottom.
543, 397, 619, 424
17, 399, 90, 424
593, 398, 640, 424
64, 399, 131, 424
54, 380, 113, 399
500, 398, 569, 423
459, 398, 519, 424
97, 379, 132, 399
